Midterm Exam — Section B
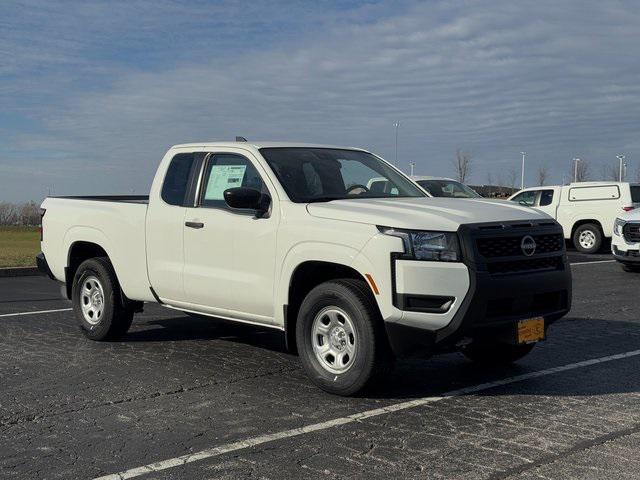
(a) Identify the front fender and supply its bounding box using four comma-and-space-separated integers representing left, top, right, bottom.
275, 241, 378, 325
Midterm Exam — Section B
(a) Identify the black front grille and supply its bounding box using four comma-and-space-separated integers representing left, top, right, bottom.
477, 233, 564, 258
462, 221, 566, 276
487, 256, 564, 275
623, 223, 640, 242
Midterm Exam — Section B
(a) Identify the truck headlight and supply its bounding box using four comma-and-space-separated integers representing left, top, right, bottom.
614, 218, 625, 236
378, 227, 461, 262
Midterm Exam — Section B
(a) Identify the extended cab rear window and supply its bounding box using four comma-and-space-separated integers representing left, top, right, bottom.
631, 185, 640, 203
161, 153, 202, 206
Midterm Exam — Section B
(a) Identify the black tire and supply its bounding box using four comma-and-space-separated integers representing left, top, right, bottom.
463, 342, 535, 365
72, 257, 134, 341
572, 223, 602, 254
295, 279, 390, 396
621, 263, 640, 273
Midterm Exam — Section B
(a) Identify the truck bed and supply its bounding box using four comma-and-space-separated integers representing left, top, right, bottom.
53, 195, 149, 204
41, 195, 153, 302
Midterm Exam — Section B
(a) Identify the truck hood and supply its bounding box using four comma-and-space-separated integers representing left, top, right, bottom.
621, 207, 640, 222
306, 197, 551, 231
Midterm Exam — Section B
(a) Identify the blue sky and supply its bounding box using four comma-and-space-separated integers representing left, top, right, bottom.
2, 0, 640, 201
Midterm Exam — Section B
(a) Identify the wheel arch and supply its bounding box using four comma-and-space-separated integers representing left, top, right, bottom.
283, 260, 376, 354
65, 240, 110, 299
571, 219, 603, 238
64, 241, 141, 311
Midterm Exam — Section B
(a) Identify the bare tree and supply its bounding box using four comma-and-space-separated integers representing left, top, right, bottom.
0, 201, 42, 226
506, 166, 518, 191
572, 159, 590, 182
599, 163, 619, 181
487, 172, 494, 196
18, 201, 40, 226
486, 171, 494, 186
452, 149, 472, 183
0, 202, 17, 225
537, 165, 549, 186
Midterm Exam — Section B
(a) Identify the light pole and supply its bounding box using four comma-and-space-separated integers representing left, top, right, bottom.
573, 158, 581, 182
520, 152, 526, 189
617, 154, 626, 181
409, 162, 415, 177
393, 121, 400, 165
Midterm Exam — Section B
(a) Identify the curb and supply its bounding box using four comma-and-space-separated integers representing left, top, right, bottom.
0, 267, 42, 278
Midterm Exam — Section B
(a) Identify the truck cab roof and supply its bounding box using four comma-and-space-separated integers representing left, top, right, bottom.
170, 141, 368, 152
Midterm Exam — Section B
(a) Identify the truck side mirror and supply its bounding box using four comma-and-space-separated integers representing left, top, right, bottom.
223, 187, 270, 214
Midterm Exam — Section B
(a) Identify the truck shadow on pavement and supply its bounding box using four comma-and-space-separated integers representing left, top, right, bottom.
124, 314, 289, 353
121, 314, 640, 400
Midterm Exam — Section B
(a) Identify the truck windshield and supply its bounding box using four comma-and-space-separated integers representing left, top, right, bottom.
416, 179, 481, 198
260, 147, 426, 203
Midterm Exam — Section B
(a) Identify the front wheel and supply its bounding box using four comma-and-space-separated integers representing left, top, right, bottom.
621, 263, 640, 273
573, 223, 602, 254
463, 342, 535, 365
72, 257, 134, 341
296, 279, 390, 396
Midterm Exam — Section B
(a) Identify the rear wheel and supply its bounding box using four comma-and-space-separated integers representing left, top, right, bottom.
296, 279, 390, 396
72, 257, 134, 341
573, 223, 602, 254
463, 342, 535, 365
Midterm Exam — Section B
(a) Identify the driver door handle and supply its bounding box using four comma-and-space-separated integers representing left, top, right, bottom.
185, 221, 204, 229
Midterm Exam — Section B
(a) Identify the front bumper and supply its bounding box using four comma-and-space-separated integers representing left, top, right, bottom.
385, 220, 572, 357
611, 233, 640, 264
612, 245, 640, 263
386, 265, 571, 356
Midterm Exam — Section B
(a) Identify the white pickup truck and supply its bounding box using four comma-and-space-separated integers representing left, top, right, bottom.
38, 142, 572, 395
509, 182, 640, 253
612, 209, 640, 272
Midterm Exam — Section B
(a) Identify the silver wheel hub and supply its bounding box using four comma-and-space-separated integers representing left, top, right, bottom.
80, 275, 105, 325
330, 327, 348, 351
312, 307, 357, 374
579, 230, 596, 249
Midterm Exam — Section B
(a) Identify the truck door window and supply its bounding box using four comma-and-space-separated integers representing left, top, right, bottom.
538, 190, 554, 206
511, 190, 537, 206
200, 154, 266, 208
161, 153, 197, 206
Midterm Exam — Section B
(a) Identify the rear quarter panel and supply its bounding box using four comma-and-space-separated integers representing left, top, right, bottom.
41, 198, 153, 301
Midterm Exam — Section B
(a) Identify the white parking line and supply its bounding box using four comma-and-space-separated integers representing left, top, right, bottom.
570, 259, 616, 266
93, 348, 640, 480
0, 308, 72, 318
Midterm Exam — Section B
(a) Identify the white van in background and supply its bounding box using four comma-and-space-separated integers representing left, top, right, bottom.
509, 182, 640, 253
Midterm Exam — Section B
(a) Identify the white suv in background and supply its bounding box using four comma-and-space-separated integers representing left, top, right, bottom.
613, 209, 640, 272
509, 182, 640, 253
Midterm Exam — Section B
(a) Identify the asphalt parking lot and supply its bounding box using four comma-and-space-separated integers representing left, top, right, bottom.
2, 251, 640, 479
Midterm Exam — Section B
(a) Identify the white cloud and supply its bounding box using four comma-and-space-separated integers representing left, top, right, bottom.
2, 0, 640, 200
